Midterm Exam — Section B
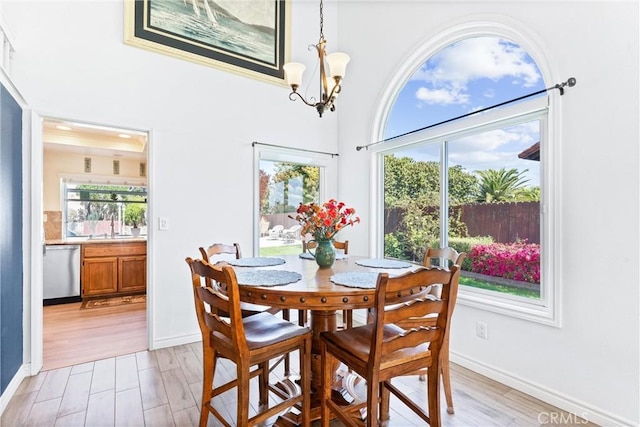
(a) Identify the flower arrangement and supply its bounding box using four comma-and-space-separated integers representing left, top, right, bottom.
289, 199, 360, 241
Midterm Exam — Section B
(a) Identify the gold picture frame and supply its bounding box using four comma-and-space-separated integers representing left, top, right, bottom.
124, 0, 290, 85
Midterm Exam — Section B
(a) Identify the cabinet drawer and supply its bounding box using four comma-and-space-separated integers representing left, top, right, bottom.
83, 242, 146, 258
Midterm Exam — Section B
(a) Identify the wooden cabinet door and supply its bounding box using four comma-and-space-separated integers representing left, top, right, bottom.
82, 257, 118, 296
119, 256, 146, 293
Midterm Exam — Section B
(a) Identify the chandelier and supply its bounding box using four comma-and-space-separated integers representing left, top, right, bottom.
283, 0, 350, 117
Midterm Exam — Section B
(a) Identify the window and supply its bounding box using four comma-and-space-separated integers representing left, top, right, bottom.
377, 36, 557, 324
253, 144, 337, 256
258, 160, 320, 255
64, 183, 147, 238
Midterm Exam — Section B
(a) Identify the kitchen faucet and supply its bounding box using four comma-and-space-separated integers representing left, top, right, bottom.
110, 215, 115, 238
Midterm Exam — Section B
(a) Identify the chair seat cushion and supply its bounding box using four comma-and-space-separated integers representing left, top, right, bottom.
321, 324, 431, 370
214, 312, 310, 351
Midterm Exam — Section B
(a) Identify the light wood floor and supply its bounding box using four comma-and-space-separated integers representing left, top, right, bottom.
43, 300, 147, 371
3, 305, 596, 426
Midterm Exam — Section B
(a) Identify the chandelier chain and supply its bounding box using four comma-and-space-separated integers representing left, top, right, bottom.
319, 0, 324, 40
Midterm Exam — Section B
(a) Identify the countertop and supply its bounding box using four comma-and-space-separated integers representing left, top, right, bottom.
46, 237, 147, 245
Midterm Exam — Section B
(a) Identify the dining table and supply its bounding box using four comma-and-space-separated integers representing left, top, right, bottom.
224, 253, 421, 425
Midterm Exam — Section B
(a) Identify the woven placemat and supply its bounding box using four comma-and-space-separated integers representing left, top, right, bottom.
299, 252, 349, 260
235, 270, 301, 287
227, 257, 285, 267
355, 258, 412, 269
330, 272, 380, 289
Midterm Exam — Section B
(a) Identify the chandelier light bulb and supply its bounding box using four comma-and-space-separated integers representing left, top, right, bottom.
327, 52, 350, 80
283, 62, 306, 90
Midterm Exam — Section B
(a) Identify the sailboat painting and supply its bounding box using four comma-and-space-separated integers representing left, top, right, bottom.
125, 0, 289, 84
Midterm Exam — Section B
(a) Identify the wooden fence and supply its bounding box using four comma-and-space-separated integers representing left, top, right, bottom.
265, 201, 540, 244
460, 201, 540, 244
386, 201, 540, 244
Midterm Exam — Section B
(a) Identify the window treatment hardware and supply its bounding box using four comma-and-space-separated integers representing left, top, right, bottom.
251, 141, 339, 158
355, 77, 577, 152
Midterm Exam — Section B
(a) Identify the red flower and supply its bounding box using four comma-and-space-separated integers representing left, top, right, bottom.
288, 200, 360, 240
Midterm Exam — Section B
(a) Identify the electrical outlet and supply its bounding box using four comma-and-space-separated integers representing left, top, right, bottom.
476, 321, 488, 339
159, 216, 169, 231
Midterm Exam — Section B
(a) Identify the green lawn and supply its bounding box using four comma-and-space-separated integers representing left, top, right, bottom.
459, 275, 540, 299
260, 244, 302, 257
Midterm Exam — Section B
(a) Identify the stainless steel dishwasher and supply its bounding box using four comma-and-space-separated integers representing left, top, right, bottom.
43, 244, 81, 305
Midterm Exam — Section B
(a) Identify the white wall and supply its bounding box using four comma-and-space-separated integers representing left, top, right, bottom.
3, 0, 638, 424
336, 1, 639, 425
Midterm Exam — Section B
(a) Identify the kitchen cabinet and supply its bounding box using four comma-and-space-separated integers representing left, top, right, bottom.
119, 255, 146, 293
82, 241, 146, 297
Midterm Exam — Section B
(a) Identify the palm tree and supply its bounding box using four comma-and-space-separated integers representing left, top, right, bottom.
513, 186, 540, 201
476, 168, 530, 202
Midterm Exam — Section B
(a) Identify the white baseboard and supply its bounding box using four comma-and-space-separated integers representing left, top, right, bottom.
451, 352, 636, 426
151, 332, 201, 350
0, 363, 30, 417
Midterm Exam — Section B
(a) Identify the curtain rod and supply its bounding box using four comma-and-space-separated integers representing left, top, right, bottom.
252, 141, 339, 157
356, 77, 577, 152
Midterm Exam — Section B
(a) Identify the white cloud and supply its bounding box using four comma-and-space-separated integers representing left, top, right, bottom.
450, 128, 521, 152
415, 87, 469, 105
446, 125, 541, 185
410, 37, 542, 106
413, 38, 541, 86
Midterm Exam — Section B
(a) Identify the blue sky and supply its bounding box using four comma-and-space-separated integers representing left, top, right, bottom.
384, 37, 545, 187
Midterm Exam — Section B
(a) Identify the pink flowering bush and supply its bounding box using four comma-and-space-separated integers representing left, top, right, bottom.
469, 240, 540, 284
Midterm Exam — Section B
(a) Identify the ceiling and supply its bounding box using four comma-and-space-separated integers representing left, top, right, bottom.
43, 118, 148, 160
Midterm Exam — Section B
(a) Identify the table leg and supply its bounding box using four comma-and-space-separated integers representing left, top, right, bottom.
276, 309, 354, 426
309, 309, 338, 390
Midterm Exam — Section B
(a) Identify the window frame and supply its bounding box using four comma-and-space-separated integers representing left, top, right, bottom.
253, 144, 338, 256
372, 95, 561, 326
59, 174, 148, 239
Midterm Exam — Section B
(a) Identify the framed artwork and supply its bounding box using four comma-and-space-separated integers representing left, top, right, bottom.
124, 0, 290, 84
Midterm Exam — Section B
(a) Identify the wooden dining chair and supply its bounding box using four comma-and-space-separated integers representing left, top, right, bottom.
199, 242, 242, 260
363, 246, 466, 415
199, 242, 296, 374
302, 239, 351, 329
320, 265, 460, 427
302, 239, 349, 255
186, 257, 312, 427
421, 246, 466, 414
423, 246, 465, 272
199, 243, 278, 318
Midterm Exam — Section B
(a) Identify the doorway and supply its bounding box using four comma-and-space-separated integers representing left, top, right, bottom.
41, 117, 149, 370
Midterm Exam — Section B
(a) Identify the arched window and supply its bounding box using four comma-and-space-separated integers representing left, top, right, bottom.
376, 34, 558, 323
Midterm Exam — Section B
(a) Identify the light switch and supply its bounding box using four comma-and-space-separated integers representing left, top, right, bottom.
159, 216, 169, 230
